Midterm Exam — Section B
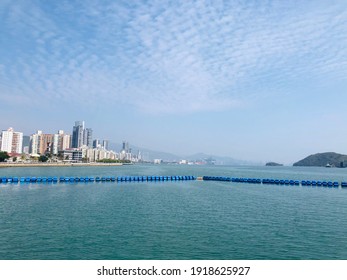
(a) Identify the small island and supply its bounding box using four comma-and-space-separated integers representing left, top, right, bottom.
265, 162, 283, 166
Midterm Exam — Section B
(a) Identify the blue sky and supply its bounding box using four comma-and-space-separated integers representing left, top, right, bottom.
1, 0, 347, 164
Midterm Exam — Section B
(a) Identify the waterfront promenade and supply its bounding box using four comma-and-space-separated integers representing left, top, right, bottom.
0, 162, 123, 168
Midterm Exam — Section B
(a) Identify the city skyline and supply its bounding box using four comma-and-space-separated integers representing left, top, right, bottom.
1, 1, 347, 164
0, 121, 112, 151
0, 121, 141, 163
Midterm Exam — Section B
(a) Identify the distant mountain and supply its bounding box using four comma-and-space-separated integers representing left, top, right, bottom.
293, 152, 347, 167
108, 143, 255, 165
184, 153, 256, 165
108, 142, 182, 161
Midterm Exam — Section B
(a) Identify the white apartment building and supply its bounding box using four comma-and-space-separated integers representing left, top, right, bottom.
53, 133, 59, 155
0, 127, 23, 154
30, 130, 42, 155
30, 130, 71, 155
57, 130, 71, 152
61, 134, 71, 151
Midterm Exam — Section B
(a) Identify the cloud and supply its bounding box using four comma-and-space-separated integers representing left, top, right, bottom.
1, 0, 347, 114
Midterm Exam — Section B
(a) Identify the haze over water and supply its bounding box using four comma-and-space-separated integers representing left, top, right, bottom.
1, 165, 347, 260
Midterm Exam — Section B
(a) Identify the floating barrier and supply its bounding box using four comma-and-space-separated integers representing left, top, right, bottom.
0, 175, 197, 184
202, 176, 344, 188
0, 175, 346, 189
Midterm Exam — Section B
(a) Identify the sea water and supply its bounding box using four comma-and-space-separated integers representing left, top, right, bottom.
0, 165, 347, 260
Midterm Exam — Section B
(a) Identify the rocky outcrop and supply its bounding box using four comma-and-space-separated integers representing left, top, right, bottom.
265, 162, 283, 166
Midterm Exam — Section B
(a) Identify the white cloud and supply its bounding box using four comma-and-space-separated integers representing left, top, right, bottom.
1, 0, 347, 114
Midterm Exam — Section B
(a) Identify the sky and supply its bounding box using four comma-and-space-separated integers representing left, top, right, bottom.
1, 0, 347, 164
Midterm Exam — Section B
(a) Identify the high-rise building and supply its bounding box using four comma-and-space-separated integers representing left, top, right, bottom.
71, 121, 92, 148
0, 128, 13, 153
120, 141, 132, 160
52, 133, 59, 155
85, 128, 93, 148
62, 134, 71, 150
93, 139, 101, 149
122, 141, 129, 152
12, 131, 23, 154
39, 133, 54, 154
22, 136, 30, 154
30, 131, 42, 155
102, 140, 109, 150
0, 127, 23, 154
72, 121, 85, 148
57, 130, 71, 152
30, 131, 58, 155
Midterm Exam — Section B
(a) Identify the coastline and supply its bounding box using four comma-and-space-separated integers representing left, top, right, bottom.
0, 162, 123, 168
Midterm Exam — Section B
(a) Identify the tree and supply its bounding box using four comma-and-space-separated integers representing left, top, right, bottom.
57, 152, 64, 160
0, 151, 10, 162
38, 155, 49, 162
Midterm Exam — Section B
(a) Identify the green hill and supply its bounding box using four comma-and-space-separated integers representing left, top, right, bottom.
293, 152, 347, 167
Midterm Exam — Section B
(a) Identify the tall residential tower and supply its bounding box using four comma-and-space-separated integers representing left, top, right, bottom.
71, 121, 93, 148
0, 127, 23, 154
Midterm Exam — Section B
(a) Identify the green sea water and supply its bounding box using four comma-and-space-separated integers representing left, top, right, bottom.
0, 165, 347, 260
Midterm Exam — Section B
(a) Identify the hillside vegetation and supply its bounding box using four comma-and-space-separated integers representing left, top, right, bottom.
293, 152, 347, 167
